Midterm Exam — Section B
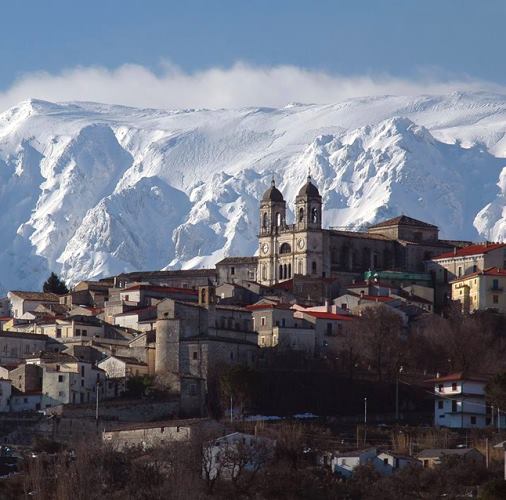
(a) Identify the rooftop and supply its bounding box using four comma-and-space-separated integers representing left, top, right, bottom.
426, 372, 489, 383
368, 215, 437, 230
122, 284, 198, 295
451, 267, 506, 283
303, 311, 353, 321
216, 256, 259, 265
432, 243, 506, 260
417, 448, 480, 458
8, 291, 60, 301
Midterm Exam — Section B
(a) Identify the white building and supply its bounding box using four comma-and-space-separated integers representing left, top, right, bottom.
98, 355, 149, 379
430, 373, 506, 429
7, 291, 60, 319
331, 448, 377, 477
374, 451, 420, 476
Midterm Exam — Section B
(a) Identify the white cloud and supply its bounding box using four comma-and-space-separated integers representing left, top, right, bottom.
0, 62, 504, 112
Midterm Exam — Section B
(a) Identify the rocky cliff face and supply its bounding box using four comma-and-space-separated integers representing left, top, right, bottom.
1, 92, 506, 291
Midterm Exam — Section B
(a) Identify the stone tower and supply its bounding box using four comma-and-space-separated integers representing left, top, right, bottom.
257, 179, 287, 285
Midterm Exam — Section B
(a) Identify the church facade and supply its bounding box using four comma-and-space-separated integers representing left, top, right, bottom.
257, 177, 460, 286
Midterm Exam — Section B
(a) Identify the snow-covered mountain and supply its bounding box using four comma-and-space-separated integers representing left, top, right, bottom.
2, 91, 506, 292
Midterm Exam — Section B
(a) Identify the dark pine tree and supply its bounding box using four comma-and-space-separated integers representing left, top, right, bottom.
42, 272, 69, 295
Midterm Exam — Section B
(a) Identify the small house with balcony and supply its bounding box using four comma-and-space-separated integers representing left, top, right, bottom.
429, 372, 506, 429
451, 267, 506, 314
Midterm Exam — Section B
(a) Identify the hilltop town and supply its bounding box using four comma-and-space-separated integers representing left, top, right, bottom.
1, 176, 506, 497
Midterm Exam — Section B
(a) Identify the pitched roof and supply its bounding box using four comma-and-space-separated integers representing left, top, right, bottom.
368, 215, 437, 229
432, 243, 506, 260
216, 256, 258, 265
101, 355, 147, 366
360, 295, 396, 303
417, 448, 480, 459
303, 311, 354, 321
122, 284, 198, 295
8, 291, 60, 301
451, 267, 506, 283
426, 372, 489, 383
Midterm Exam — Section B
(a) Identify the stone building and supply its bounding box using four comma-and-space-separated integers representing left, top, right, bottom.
256, 177, 460, 287
154, 286, 258, 414
216, 257, 258, 285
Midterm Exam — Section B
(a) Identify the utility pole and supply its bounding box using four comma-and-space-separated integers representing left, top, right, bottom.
364, 397, 368, 446
95, 381, 100, 425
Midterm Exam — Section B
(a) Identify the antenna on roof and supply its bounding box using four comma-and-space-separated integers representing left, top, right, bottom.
271, 174, 275, 187
307, 167, 311, 182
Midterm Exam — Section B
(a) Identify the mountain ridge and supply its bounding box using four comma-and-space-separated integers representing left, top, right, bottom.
2, 91, 506, 292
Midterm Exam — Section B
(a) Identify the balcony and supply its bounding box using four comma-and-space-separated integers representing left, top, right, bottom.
489, 287, 503, 292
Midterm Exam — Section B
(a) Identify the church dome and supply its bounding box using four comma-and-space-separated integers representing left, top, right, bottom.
262, 179, 284, 202
297, 176, 320, 197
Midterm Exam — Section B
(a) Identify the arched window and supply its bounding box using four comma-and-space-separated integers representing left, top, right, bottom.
280, 242, 291, 254
276, 212, 281, 227
262, 212, 268, 229
283, 264, 287, 279
311, 207, 318, 224
201, 288, 207, 304
312, 261, 317, 274
299, 207, 304, 222
279, 264, 283, 280
288, 263, 292, 278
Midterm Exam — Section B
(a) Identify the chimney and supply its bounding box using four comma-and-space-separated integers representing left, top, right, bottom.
325, 299, 331, 313
453, 247, 457, 256
360, 290, 365, 299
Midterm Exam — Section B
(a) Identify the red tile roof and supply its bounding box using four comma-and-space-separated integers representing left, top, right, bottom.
361, 295, 396, 303
451, 267, 506, 283
304, 311, 353, 321
426, 372, 489, 383
432, 243, 506, 260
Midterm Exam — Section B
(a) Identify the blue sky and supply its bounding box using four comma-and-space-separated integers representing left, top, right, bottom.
0, 0, 504, 109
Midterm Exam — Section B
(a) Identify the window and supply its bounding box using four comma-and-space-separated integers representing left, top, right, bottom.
280, 243, 291, 254
81, 366, 85, 377
470, 416, 476, 425
458, 267, 462, 277
58, 375, 64, 383
438, 384, 443, 393
493, 295, 499, 304
58, 391, 64, 397
299, 207, 304, 222
452, 400, 457, 412
473, 265, 477, 272
451, 382, 457, 391
76, 329, 81, 336
261, 317, 266, 327
312, 261, 317, 274
231, 266, 235, 276
260, 336, 265, 346
311, 207, 318, 223
81, 380, 84, 387
493, 279, 499, 290
383, 458, 388, 465
438, 401, 444, 409
276, 212, 281, 227
262, 212, 268, 229
82, 329, 87, 337
56, 328, 61, 338
281, 318, 286, 327
193, 351, 198, 360
326, 323, 333, 336
190, 384, 197, 396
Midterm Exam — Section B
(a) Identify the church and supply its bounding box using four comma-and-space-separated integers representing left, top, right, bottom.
256, 176, 462, 286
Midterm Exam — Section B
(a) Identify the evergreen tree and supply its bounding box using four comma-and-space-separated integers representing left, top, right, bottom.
42, 272, 69, 295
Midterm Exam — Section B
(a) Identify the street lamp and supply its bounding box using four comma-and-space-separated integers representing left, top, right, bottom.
396, 365, 404, 421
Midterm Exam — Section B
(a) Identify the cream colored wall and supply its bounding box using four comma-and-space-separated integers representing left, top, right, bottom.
452, 274, 506, 313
